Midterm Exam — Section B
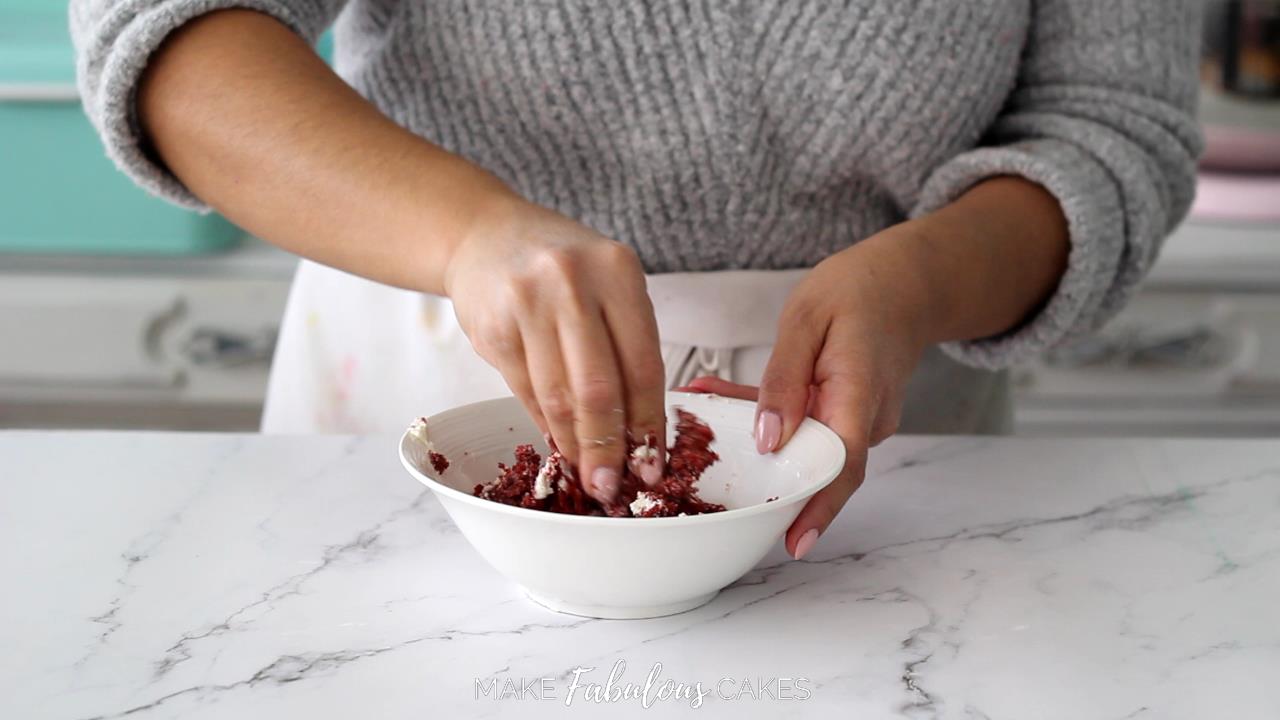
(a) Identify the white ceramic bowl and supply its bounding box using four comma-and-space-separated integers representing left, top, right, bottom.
399, 391, 845, 619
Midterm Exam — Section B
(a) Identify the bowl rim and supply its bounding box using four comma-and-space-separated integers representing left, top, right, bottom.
397, 392, 847, 527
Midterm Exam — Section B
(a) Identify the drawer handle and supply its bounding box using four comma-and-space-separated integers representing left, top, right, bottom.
182, 328, 277, 367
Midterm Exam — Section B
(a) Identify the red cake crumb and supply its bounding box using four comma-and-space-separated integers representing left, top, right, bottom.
428, 452, 450, 475
468, 408, 726, 517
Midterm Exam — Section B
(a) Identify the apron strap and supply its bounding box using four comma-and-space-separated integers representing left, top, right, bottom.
663, 344, 734, 389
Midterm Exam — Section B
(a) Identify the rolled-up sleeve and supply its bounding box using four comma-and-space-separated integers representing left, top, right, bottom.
69, 0, 345, 209
910, 0, 1203, 370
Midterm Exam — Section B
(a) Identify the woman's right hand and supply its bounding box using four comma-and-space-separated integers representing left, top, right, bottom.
443, 197, 668, 504
131, 11, 667, 480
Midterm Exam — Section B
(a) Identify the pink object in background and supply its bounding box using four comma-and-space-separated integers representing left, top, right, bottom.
1202, 125, 1280, 171
1190, 172, 1280, 223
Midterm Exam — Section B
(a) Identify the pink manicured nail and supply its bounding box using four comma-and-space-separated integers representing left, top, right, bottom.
628, 436, 665, 486
590, 467, 620, 502
793, 528, 820, 560
631, 456, 664, 486
755, 411, 781, 454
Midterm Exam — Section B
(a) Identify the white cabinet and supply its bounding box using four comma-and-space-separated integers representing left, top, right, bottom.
1013, 220, 1280, 437
0, 246, 293, 430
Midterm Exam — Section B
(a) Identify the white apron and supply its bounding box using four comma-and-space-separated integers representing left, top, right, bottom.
261, 261, 1010, 435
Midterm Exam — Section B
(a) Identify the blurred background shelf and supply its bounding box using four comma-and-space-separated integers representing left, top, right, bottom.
0, 235, 298, 279
0, 1, 324, 430
1012, 220, 1280, 438
0, 239, 296, 431
0, 0, 1276, 435
0, 4, 244, 256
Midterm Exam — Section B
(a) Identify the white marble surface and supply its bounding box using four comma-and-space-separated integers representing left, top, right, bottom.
2, 432, 1278, 719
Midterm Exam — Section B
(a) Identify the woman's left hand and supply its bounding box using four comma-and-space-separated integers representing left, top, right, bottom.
682, 228, 936, 560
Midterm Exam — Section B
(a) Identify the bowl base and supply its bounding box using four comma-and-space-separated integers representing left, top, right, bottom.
523, 589, 718, 619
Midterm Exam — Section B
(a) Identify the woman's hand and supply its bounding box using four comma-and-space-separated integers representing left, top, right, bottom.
137, 10, 670, 485
443, 197, 668, 504
684, 177, 1070, 559
683, 228, 935, 559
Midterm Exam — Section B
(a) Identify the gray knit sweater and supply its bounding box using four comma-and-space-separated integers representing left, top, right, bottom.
70, 0, 1202, 369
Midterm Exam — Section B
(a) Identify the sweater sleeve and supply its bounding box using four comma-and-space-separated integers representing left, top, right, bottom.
69, 0, 346, 210
909, 0, 1203, 370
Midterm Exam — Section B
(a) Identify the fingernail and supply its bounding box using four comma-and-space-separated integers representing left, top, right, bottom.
590, 467, 620, 502
639, 462, 663, 486
755, 411, 781, 454
631, 454, 664, 486
628, 437, 664, 486
793, 528, 820, 560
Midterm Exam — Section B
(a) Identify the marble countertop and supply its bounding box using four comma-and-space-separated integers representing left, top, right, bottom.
2, 432, 1277, 719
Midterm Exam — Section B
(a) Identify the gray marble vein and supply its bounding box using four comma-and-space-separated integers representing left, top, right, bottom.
153, 490, 433, 678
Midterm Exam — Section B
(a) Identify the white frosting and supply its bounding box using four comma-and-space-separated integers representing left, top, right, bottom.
629, 492, 661, 516
407, 417, 435, 452
533, 454, 560, 500
630, 444, 660, 462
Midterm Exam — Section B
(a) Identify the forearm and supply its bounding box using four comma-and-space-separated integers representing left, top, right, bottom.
858, 176, 1071, 346
138, 9, 516, 295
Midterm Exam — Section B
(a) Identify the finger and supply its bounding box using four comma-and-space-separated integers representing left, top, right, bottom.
492, 342, 548, 436
786, 445, 868, 559
755, 312, 823, 454
518, 320, 580, 479
466, 321, 551, 439
600, 271, 667, 486
675, 376, 717, 394
869, 399, 901, 447
558, 300, 627, 505
686, 375, 821, 414
785, 380, 874, 559
681, 376, 759, 401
